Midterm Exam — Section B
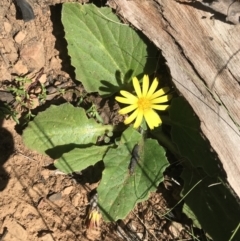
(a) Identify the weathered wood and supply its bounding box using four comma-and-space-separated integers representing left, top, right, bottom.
110, 0, 240, 198
197, 0, 240, 25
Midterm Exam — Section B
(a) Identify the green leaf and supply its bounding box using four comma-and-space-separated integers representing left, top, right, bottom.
98, 129, 169, 221
170, 97, 240, 240
22, 103, 113, 157
54, 145, 110, 174
182, 203, 201, 229
169, 97, 218, 175
119, 126, 143, 145
62, 3, 157, 96
182, 168, 240, 241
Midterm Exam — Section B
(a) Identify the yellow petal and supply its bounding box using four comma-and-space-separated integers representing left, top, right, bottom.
89, 210, 101, 229
133, 77, 142, 98
145, 117, 154, 130
142, 75, 149, 97
119, 104, 138, 114
150, 87, 170, 100
144, 109, 162, 129
115, 96, 135, 104
146, 78, 158, 98
151, 94, 172, 104
124, 109, 138, 124
120, 91, 138, 103
144, 110, 154, 129
133, 109, 144, 129
151, 104, 169, 111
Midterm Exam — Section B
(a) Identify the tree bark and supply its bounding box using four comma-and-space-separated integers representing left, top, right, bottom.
109, 0, 240, 198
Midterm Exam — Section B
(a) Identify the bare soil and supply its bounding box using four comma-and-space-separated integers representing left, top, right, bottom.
0, 1, 206, 240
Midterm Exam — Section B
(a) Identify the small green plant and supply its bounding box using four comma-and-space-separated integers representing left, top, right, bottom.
22, 3, 240, 241
86, 104, 104, 123
0, 103, 19, 123
8, 76, 32, 103
38, 83, 47, 104
6, 76, 35, 122
5, 69, 48, 123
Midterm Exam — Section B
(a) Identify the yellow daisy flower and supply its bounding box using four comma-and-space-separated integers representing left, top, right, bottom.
115, 75, 172, 130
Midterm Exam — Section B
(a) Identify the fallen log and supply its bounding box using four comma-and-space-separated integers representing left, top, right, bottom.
109, 0, 240, 199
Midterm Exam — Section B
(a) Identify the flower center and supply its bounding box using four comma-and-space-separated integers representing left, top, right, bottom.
138, 97, 151, 111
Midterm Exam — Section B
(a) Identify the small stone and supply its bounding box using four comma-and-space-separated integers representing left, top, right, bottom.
0, 64, 11, 80
21, 42, 45, 69
48, 192, 62, 202
64, 73, 69, 78
54, 80, 61, 85
71, 193, 81, 207
13, 60, 28, 75
8, 53, 18, 63
3, 22, 12, 33
14, 31, 26, 43
40, 234, 54, 241
30, 97, 39, 109
168, 221, 184, 238
33, 86, 41, 94
49, 56, 61, 70
39, 74, 47, 84
62, 186, 73, 196
1, 39, 16, 54
40, 169, 50, 180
